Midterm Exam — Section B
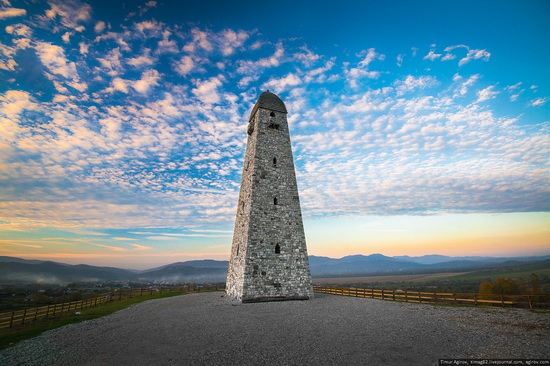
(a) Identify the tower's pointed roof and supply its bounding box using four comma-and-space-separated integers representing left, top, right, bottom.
249, 91, 287, 120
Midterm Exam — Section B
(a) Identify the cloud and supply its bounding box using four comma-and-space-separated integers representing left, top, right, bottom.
293, 46, 320, 67
529, 97, 548, 107
61, 32, 71, 43
79, 42, 89, 54
131, 244, 152, 250
303, 60, 335, 83
0, 15, 547, 239
127, 49, 155, 68
192, 76, 224, 104
220, 29, 249, 56
97, 47, 123, 76
262, 73, 302, 94
174, 55, 194, 76
236, 41, 284, 74
94, 21, 106, 33
5, 23, 32, 37
423, 47, 441, 61
157, 29, 179, 54
358, 48, 385, 68
106, 77, 129, 93
458, 48, 491, 67
396, 54, 404, 67
45, 0, 91, 30
0, 7, 26, 19
476, 86, 498, 103
134, 20, 163, 37
184, 28, 213, 52
346, 48, 384, 87
441, 53, 456, 61
394, 75, 438, 96
455, 74, 480, 97
431, 45, 492, 67
94, 244, 126, 252
504, 82, 523, 102
237, 75, 257, 89
35, 42, 78, 79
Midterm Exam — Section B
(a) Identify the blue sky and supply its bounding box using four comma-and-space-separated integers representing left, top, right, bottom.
0, 0, 549, 268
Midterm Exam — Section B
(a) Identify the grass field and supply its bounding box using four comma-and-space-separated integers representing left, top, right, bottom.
448, 265, 550, 282
0, 291, 187, 350
312, 272, 471, 285
313, 261, 550, 285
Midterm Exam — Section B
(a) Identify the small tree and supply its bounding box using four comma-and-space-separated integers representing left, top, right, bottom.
478, 282, 494, 298
491, 277, 520, 295
530, 273, 541, 296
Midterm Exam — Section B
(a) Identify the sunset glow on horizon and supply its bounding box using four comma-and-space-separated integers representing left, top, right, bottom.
1, 0, 549, 269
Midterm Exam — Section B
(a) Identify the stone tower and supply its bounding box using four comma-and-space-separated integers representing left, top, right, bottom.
226, 91, 314, 303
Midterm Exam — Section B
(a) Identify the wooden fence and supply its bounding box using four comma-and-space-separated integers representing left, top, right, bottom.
313, 286, 550, 309
0, 285, 222, 331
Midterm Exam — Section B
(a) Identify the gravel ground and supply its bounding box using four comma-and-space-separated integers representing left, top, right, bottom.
1, 292, 549, 366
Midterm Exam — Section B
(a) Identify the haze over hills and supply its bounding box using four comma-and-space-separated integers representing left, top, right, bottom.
0, 254, 549, 285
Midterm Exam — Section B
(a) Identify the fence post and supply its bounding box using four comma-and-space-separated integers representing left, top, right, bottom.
405, 290, 408, 303
9, 311, 14, 328
46, 305, 50, 318
501, 295, 505, 308
527, 295, 533, 310
140, 288, 143, 296
22, 309, 27, 325
419, 291, 422, 304
34, 307, 38, 321
474, 294, 477, 306
392, 290, 395, 301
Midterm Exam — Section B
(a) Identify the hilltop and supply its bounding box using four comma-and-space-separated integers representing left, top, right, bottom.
1, 254, 549, 285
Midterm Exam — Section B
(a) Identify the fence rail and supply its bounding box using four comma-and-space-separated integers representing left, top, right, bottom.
313, 286, 550, 309
0, 285, 222, 331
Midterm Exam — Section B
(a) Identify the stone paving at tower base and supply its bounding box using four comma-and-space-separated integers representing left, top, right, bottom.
1, 292, 549, 365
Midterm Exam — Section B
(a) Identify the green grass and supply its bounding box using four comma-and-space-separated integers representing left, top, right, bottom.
447, 263, 550, 282
0, 291, 192, 350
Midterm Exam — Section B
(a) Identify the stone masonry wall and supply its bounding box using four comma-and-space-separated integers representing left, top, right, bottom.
226, 94, 314, 303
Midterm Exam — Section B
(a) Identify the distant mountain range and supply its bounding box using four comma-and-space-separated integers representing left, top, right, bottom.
1, 254, 549, 285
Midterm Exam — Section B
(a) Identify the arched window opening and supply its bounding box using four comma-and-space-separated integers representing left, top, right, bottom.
270, 111, 275, 117
273, 157, 277, 166
275, 243, 281, 254
274, 197, 278, 205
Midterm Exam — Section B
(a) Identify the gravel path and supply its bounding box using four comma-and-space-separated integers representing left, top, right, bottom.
1, 292, 549, 365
